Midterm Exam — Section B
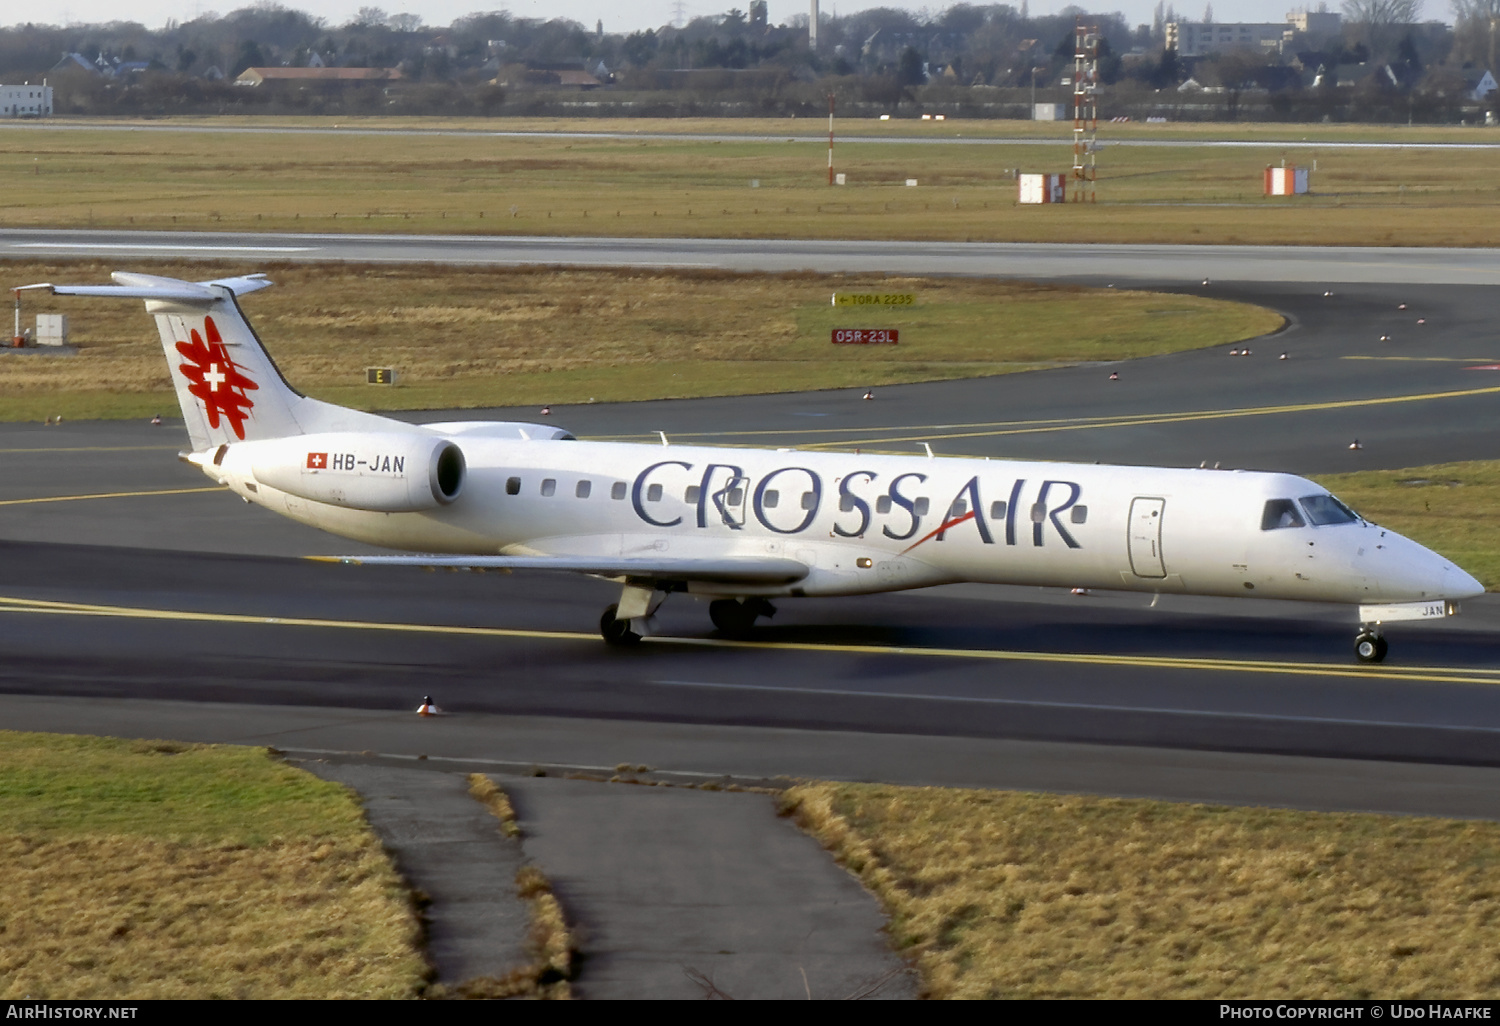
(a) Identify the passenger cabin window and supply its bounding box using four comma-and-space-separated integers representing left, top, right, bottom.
990, 500, 1008, 520
913, 498, 930, 516
611, 482, 627, 500
685, 486, 701, 503
647, 483, 663, 503
1071, 505, 1088, 524
1300, 494, 1359, 526
800, 491, 817, 511
726, 487, 744, 505
876, 496, 892, 514
1261, 498, 1305, 530
506, 476, 521, 496
839, 495, 856, 512
1030, 502, 1046, 523
950, 500, 968, 518
763, 490, 780, 509
576, 480, 591, 499
540, 478, 556, 497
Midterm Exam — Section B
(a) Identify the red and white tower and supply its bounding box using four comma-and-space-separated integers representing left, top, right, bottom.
1071, 17, 1099, 204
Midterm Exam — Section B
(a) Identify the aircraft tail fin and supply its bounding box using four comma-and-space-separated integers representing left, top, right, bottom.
19, 272, 389, 450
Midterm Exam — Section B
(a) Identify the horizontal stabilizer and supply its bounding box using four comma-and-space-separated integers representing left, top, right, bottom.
16, 272, 272, 303
317, 553, 810, 585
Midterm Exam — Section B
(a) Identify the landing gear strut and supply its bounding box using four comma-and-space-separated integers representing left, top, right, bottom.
708, 598, 776, 637
1354, 629, 1388, 664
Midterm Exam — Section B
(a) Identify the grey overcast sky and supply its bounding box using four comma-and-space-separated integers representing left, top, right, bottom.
14, 1, 1434, 35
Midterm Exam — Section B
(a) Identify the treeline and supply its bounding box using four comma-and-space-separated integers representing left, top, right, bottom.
0, 3, 1487, 123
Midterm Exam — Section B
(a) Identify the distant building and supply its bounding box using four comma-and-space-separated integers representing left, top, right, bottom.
749, 0, 768, 30
51, 53, 97, 74
1286, 8, 1341, 37
1165, 9, 1342, 57
235, 67, 401, 86
1472, 70, 1497, 102
1166, 20, 1287, 56
1, 83, 53, 117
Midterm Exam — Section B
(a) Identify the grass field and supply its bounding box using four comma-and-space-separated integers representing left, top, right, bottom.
1314, 461, 1500, 591
0, 260, 1282, 420
0, 731, 426, 999
0, 116, 1495, 245
784, 781, 1500, 999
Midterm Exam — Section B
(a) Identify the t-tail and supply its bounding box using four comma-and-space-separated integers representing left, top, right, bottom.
18, 271, 390, 449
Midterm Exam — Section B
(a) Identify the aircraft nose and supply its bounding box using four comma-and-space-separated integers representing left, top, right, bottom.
1443, 563, 1485, 601
1371, 529, 1484, 601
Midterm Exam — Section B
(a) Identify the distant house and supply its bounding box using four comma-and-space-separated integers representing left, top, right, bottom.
555, 70, 602, 88
1472, 70, 1497, 102
51, 53, 98, 74
234, 67, 401, 87
0, 83, 53, 117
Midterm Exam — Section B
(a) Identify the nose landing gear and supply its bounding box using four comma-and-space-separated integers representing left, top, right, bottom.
1354, 629, 1388, 664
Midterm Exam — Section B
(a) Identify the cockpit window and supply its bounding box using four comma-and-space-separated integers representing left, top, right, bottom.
1261, 498, 1306, 530
1299, 494, 1360, 526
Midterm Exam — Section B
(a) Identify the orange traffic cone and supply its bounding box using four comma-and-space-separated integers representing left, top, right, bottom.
417, 696, 442, 717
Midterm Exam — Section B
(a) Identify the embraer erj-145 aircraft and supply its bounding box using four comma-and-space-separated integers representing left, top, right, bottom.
23, 272, 1483, 663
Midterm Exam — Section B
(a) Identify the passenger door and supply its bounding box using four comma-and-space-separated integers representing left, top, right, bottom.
1128, 497, 1167, 578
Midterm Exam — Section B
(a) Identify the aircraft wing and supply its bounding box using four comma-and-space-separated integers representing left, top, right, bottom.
317, 553, 810, 586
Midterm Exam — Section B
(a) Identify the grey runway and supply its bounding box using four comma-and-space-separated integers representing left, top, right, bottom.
6, 121, 1499, 151
5, 228, 1500, 284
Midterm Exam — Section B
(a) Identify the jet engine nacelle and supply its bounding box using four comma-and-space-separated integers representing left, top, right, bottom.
238, 431, 465, 512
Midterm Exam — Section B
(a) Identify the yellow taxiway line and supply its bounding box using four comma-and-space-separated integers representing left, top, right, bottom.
583, 384, 1500, 452
0, 486, 225, 507
797, 384, 1500, 451
0, 592, 1495, 688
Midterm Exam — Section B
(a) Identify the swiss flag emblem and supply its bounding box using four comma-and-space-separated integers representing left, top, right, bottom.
307, 452, 328, 470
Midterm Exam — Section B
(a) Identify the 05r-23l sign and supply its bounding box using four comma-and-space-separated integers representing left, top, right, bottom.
831, 329, 899, 344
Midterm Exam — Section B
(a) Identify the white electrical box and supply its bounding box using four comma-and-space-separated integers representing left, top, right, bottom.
35, 313, 68, 346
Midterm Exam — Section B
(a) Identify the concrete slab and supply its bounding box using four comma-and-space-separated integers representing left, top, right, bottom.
501, 776, 916, 1000
298, 761, 531, 986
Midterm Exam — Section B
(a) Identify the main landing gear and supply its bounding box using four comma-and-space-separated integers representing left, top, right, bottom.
708, 597, 776, 637
1354, 628, 1388, 664
599, 594, 779, 646
600, 603, 643, 646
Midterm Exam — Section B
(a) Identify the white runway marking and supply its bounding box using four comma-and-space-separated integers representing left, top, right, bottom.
9, 243, 318, 253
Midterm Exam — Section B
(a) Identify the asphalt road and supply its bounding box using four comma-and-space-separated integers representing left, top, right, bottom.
2, 239, 1500, 813
7, 121, 1500, 151
6, 228, 1500, 284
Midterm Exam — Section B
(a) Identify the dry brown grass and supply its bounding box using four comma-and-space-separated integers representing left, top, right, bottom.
0, 731, 427, 999
514, 863, 574, 993
782, 782, 1500, 1000
467, 772, 519, 838
1, 118, 1496, 246
463, 773, 572, 1000
0, 259, 1280, 420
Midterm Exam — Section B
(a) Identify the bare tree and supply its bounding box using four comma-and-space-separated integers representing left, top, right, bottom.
1342, 0, 1424, 53
1451, 0, 1500, 69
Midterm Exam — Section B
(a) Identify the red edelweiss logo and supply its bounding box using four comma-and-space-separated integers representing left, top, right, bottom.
175, 315, 257, 440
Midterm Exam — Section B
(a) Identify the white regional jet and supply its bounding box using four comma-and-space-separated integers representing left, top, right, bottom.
22, 272, 1484, 663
